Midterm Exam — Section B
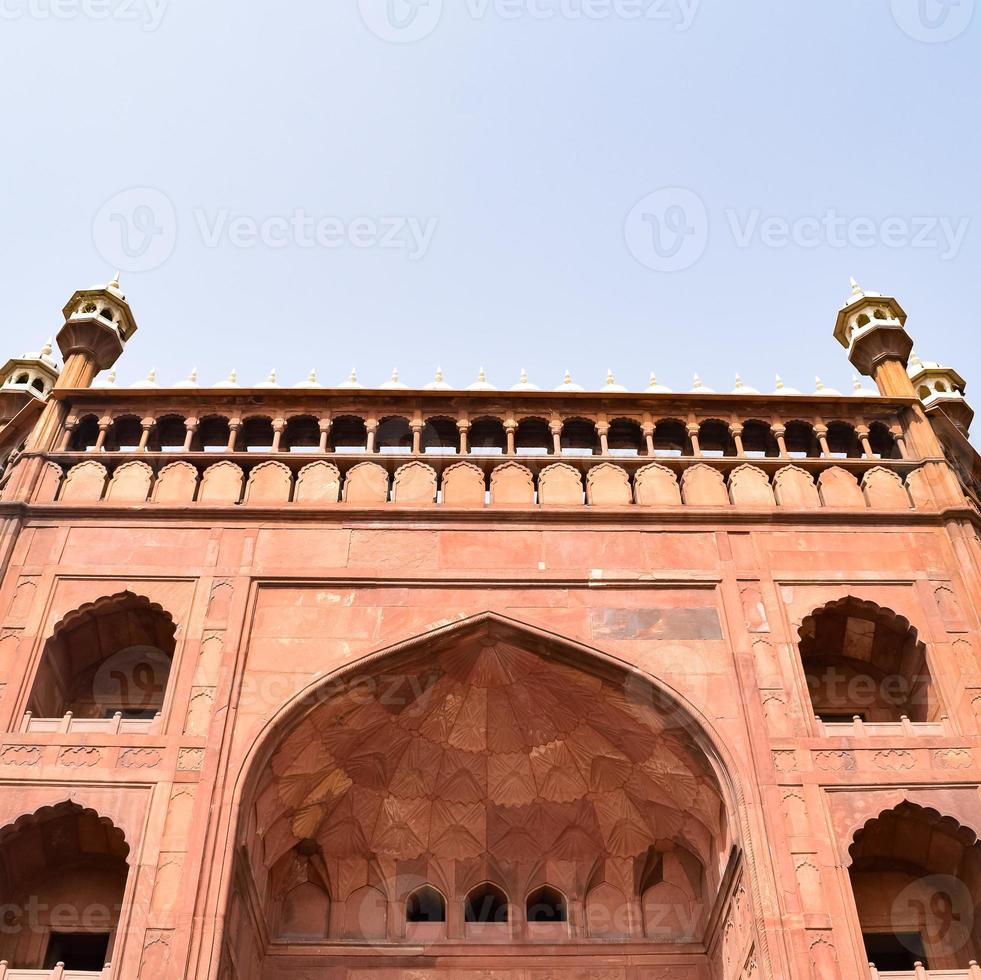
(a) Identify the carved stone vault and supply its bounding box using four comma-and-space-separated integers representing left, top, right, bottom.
226, 621, 748, 978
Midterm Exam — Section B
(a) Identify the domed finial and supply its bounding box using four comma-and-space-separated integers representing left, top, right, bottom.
106, 369, 117, 386
349, 368, 357, 383
435, 367, 444, 383
478, 367, 487, 382
268, 369, 277, 384
850, 276, 861, 295
41, 337, 53, 357
229, 369, 238, 384
109, 270, 121, 290
563, 370, 572, 385
391, 368, 399, 383
147, 368, 157, 384
909, 350, 923, 369
649, 372, 658, 386
308, 369, 317, 384
519, 368, 528, 384
775, 374, 786, 391
606, 369, 616, 386
734, 373, 745, 389
815, 376, 825, 392
189, 367, 198, 383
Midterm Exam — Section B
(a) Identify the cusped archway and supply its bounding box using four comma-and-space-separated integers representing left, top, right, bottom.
221, 615, 757, 977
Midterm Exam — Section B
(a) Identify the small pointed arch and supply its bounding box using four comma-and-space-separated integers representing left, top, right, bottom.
465, 881, 509, 922
13, 372, 29, 385
106, 414, 143, 452
59, 460, 108, 502
784, 419, 820, 458
193, 415, 231, 453
741, 419, 779, 458
0, 801, 130, 969
698, 418, 737, 458
28, 591, 177, 721
608, 417, 645, 456
31, 376, 46, 393
826, 420, 862, 459
282, 414, 321, 453
238, 415, 275, 452
634, 461, 682, 506
515, 416, 552, 455
421, 415, 458, 454
376, 415, 412, 453
868, 420, 901, 459
69, 414, 101, 452
561, 416, 600, 456
525, 884, 567, 923
469, 416, 507, 455
406, 884, 446, 922
329, 415, 368, 452
154, 414, 188, 452
653, 417, 691, 457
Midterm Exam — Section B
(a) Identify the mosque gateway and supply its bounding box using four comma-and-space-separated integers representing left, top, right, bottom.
0, 276, 980, 979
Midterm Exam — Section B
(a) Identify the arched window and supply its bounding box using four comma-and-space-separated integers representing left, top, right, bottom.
330, 416, 368, 453
155, 415, 187, 452
608, 418, 644, 456
377, 417, 412, 454
639, 847, 705, 941
742, 420, 779, 458
827, 421, 862, 459
0, 802, 129, 970
515, 417, 551, 456
421, 417, 458, 455
69, 415, 101, 452
784, 420, 819, 459
868, 421, 900, 460
406, 886, 446, 923
561, 418, 600, 456
31, 377, 45, 393
698, 419, 736, 458
798, 598, 939, 724
464, 883, 508, 923
469, 418, 506, 456
850, 803, 981, 970
283, 416, 321, 453
653, 419, 690, 457
108, 416, 142, 453
195, 416, 230, 453
27, 593, 176, 721
13, 373, 29, 385
526, 886, 566, 923
239, 417, 274, 453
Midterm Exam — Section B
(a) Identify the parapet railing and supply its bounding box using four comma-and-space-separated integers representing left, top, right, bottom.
0, 964, 111, 980
20, 711, 161, 735
871, 964, 981, 979
818, 715, 951, 738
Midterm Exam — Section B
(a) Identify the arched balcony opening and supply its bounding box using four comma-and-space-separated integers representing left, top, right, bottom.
283, 416, 321, 454
239, 416, 274, 453
469, 417, 506, 456
850, 802, 981, 971
798, 598, 939, 725
698, 419, 737, 458
421, 417, 458, 455
69, 415, 101, 452
465, 883, 509, 923
32, 377, 46, 393
742, 419, 779, 458
561, 418, 600, 456
194, 416, 231, 453
608, 418, 644, 456
653, 419, 690, 457
377, 416, 412, 454
515, 417, 552, 456
784, 420, 820, 459
105, 416, 142, 453
526, 886, 567, 923
407, 886, 446, 923
0, 802, 129, 970
27, 593, 176, 722
869, 421, 901, 460
154, 415, 187, 453
330, 416, 368, 453
827, 421, 862, 459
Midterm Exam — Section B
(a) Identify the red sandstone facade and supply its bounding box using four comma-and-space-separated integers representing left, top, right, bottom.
0, 277, 980, 979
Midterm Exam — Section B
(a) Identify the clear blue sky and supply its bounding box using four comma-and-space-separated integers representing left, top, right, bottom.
1, 0, 978, 396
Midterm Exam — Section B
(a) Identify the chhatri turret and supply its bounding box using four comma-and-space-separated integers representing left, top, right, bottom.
908, 350, 974, 437
56, 272, 138, 389
833, 277, 915, 398
0, 339, 59, 429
